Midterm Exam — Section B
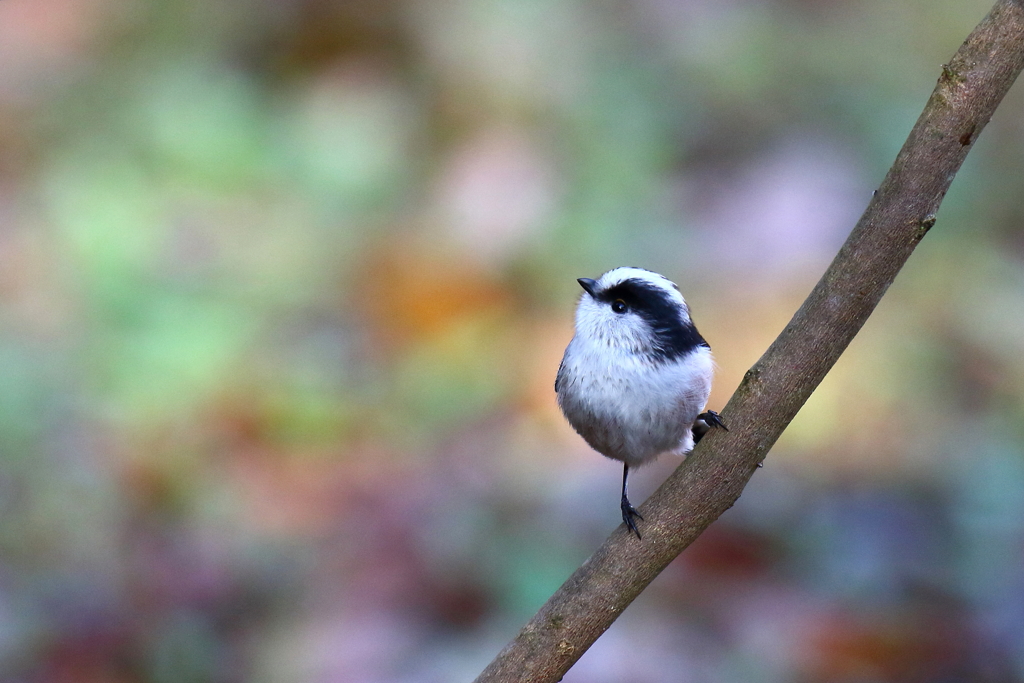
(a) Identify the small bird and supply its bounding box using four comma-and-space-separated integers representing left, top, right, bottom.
555, 267, 726, 539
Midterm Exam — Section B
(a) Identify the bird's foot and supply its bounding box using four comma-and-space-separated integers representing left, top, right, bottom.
692, 410, 728, 445
621, 496, 644, 539
698, 410, 728, 431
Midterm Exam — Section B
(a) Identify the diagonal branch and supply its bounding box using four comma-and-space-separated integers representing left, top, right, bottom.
474, 2, 1024, 681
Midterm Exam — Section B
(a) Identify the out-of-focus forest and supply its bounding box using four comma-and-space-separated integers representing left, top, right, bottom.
2, 0, 1024, 681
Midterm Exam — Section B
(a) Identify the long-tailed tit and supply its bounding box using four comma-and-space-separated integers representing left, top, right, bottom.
555, 267, 726, 538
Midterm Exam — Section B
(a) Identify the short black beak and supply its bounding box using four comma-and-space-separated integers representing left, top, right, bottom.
577, 278, 599, 297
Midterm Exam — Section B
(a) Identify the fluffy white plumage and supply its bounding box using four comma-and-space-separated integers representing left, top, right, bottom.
555, 267, 722, 537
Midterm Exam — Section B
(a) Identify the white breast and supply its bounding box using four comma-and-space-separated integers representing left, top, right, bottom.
556, 339, 713, 467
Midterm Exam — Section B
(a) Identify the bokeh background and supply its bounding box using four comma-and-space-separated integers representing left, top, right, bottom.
2, 0, 1024, 681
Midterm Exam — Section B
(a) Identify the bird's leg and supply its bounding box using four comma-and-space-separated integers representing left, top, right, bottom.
621, 463, 643, 539
693, 410, 728, 444
698, 410, 727, 431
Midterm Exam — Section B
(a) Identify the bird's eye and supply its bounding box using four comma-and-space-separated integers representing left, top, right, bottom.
611, 300, 627, 314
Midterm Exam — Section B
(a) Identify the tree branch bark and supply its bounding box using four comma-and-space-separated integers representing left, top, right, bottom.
474, 2, 1024, 681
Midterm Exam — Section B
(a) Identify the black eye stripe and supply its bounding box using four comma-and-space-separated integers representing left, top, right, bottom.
596, 278, 708, 362
596, 279, 674, 310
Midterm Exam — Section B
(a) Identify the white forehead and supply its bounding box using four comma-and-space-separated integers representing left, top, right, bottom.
595, 267, 686, 305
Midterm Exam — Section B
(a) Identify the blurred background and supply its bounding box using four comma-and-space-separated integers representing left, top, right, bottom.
1, 0, 1023, 681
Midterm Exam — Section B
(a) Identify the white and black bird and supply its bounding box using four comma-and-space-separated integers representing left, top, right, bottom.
555, 267, 726, 539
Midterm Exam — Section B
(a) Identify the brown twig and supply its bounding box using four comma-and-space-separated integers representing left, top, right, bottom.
473, 2, 1024, 681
